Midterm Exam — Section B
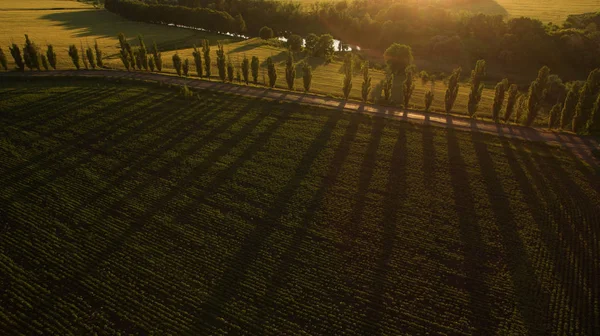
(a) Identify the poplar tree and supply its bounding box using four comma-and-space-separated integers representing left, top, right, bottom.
267, 56, 277, 88
152, 41, 162, 72
560, 82, 581, 130
573, 69, 600, 132
525, 66, 551, 126
68, 44, 80, 70
137, 35, 148, 70
492, 78, 509, 121
424, 91, 434, 112
149, 56, 155, 72
183, 58, 190, 77
216, 42, 226, 82
226, 57, 234, 82
403, 66, 415, 107
342, 54, 352, 99
251, 56, 259, 84
192, 45, 203, 77
467, 60, 486, 117
9, 44, 24, 71
118, 33, 134, 70
382, 75, 393, 103
46, 45, 57, 69
86, 46, 96, 69
202, 39, 210, 78
80, 43, 88, 70
361, 61, 371, 102
285, 51, 295, 90
504, 84, 519, 123
94, 40, 103, 68
23, 34, 40, 71
445, 67, 461, 113
303, 61, 312, 92
172, 53, 182, 76
241, 55, 249, 84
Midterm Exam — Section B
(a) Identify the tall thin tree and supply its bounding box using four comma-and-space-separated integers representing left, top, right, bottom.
361, 61, 371, 102
303, 62, 312, 92
560, 82, 581, 130
137, 35, 148, 71
216, 42, 226, 82
492, 78, 509, 122
403, 66, 415, 108
0, 48, 7, 71
86, 46, 96, 69
94, 40, 103, 68
266, 56, 277, 88
9, 44, 24, 71
46, 45, 57, 70
285, 51, 295, 90
172, 53, 182, 76
192, 45, 203, 77
152, 41, 162, 72
241, 55, 249, 84
251, 56, 259, 84
68, 44, 80, 70
226, 57, 234, 82
467, 60, 486, 117
504, 84, 519, 123
525, 66, 551, 126
23, 34, 40, 71
445, 67, 461, 113
202, 39, 211, 78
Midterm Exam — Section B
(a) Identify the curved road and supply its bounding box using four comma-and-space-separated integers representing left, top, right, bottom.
2, 70, 599, 167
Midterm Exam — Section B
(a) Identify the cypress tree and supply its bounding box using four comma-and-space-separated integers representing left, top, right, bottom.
46, 45, 57, 70
23, 34, 40, 71
560, 83, 581, 130
241, 55, 249, 84
382, 75, 393, 103
40, 54, 49, 71
525, 66, 551, 126
192, 45, 203, 77
137, 35, 148, 71
172, 53, 182, 76
266, 56, 277, 88
226, 57, 234, 82
94, 40, 103, 68
118, 33, 134, 70
285, 51, 295, 90
342, 54, 352, 99
85, 46, 96, 69
573, 69, 600, 132
80, 43, 88, 70
183, 58, 190, 77
445, 67, 461, 113
149, 56, 155, 72
202, 39, 210, 78
0, 48, 7, 70
586, 93, 600, 133
504, 84, 519, 123
361, 61, 371, 102
467, 60, 486, 117
216, 42, 226, 82
68, 45, 80, 70
492, 78, 509, 121
152, 41, 162, 72
302, 62, 312, 92
251, 56, 259, 84
403, 66, 415, 108
9, 44, 25, 71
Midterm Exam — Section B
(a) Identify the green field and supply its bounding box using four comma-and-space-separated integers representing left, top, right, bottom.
1, 78, 599, 334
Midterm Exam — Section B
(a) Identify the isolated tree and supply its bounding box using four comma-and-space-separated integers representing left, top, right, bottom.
342, 54, 352, 99
80, 43, 88, 70
251, 56, 259, 84
467, 60, 486, 117
285, 52, 295, 90
259, 26, 274, 40
560, 82, 581, 129
419, 70, 429, 87
137, 35, 148, 70
573, 69, 600, 132
46, 45, 57, 70
151, 41, 162, 72
382, 75, 393, 103
216, 42, 226, 81
403, 66, 415, 107
492, 78, 509, 121
172, 53, 182, 76
504, 84, 519, 122
191, 45, 203, 77
226, 57, 234, 82
525, 66, 551, 126
9, 44, 24, 71
23, 34, 40, 71
85, 46, 96, 69
288, 34, 303, 53
94, 40, 103, 68
202, 39, 210, 78
40, 54, 49, 71
383, 43, 413, 76
302, 61, 312, 92
266, 56, 277, 88
183, 58, 190, 77
548, 103, 561, 129
586, 93, 600, 133
424, 90, 434, 112
361, 61, 371, 102
0, 48, 7, 70
445, 67, 461, 113
234, 14, 247, 35
148, 56, 155, 72
241, 55, 249, 84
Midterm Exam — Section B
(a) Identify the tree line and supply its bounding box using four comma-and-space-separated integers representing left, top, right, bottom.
2, 34, 599, 134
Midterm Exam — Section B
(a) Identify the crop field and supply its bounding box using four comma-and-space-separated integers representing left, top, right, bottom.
0, 78, 599, 335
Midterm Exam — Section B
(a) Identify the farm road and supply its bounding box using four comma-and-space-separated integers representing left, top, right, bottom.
2, 69, 599, 167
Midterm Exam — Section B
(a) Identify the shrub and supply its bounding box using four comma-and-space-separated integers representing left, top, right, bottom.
46, 45, 57, 70
302, 62, 312, 92
172, 53, 182, 76
241, 56, 249, 84
68, 45, 80, 70
266, 56, 277, 88
467, 60, 486, 117
361, 62, 371, 102
285, 52, 295, 90
259, 26, 274, 40
444, 67, 461, 113
251, 56, 259, 84
492, 79, 509, 121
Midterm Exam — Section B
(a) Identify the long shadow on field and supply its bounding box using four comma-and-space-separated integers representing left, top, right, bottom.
513, 141, 599, 334
186, 110, 342, 334
445, 127, 494, 334
472, 132, 548, 335
361, 122, 407, 335
251, 114, 362, 333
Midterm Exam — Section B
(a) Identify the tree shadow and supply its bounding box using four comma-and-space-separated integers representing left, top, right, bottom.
184, 110, 342, 334
260, 50, 287, 66
445, 127, 494, 334
227, 40, 263, 54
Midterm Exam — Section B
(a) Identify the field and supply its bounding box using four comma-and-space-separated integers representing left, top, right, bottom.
0, 0, 504, 118
0, 78, 599, 334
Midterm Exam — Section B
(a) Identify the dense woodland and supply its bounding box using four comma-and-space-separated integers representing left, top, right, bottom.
104, 0, 600, 80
